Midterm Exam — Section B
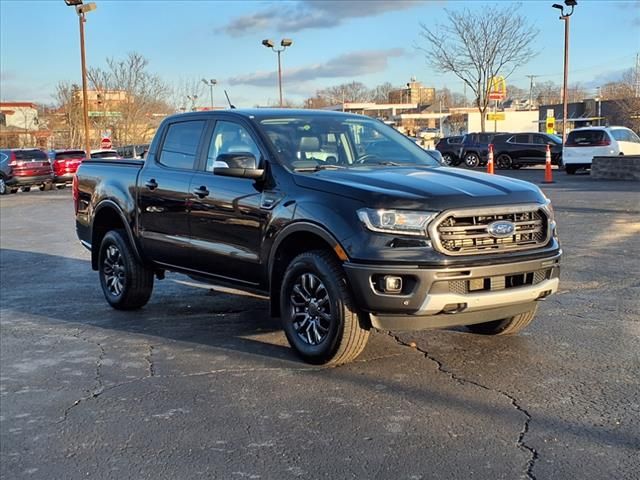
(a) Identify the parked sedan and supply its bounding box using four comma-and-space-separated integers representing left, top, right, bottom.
491, 133, 562, 169
0, 149, 53, 193
563, 126, 640, 174
51, 149, 85, 187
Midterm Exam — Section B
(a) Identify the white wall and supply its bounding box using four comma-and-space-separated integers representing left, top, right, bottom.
467, 110, 539, 133
1, 106, 39, 131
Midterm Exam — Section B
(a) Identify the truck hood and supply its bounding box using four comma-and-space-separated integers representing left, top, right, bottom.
292, 166, 546, 210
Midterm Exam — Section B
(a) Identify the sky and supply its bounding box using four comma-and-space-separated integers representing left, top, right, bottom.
1, 0, 639, 108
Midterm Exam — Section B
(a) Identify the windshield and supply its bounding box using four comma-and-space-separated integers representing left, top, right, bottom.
256, 115, 440, 170
56, 150, 85, 160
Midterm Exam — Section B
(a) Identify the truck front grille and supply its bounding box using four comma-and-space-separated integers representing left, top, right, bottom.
431, 206, 549, 256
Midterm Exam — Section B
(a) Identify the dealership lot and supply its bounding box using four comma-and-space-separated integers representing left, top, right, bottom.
1, 170, 638, 479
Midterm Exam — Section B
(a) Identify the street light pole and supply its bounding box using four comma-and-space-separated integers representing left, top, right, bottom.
65, 0, 96, 157
201, 79, 217, 109
552, 1, 577, 144
262, 39, 293, 107
78, 12, 90, 157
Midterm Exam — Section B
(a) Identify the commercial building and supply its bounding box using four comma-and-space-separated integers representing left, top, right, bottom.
388, 78, 436, 107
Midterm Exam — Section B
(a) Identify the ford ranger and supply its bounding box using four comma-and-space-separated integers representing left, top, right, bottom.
74, 109, 561, 365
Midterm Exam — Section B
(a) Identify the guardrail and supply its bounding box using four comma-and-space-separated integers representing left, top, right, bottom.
591, 155, 640, 181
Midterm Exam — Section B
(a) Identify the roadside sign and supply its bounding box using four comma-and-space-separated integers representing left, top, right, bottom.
100, 137, 112, 149
546, 116, 556, 134
488, 76, 507, 101
487, 112, 505, 121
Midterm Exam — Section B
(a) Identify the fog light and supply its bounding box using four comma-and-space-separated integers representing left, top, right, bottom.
383, 275, 403, 294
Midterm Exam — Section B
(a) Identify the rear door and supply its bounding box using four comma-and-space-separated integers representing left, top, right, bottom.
610, 128, 640, 155
187, 118, 270, 285
137, 119, 206, 267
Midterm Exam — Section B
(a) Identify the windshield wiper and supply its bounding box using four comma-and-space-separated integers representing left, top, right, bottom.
294, 164, 346, 172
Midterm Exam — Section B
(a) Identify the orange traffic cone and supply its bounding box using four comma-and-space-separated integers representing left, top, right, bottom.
543, 144, 554, 183
487, 144, 495, 175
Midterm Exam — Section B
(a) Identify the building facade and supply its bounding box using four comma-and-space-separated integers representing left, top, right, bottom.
388, 79, 436, 107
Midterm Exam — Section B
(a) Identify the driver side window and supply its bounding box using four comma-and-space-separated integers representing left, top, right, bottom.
206, 121, 261, 172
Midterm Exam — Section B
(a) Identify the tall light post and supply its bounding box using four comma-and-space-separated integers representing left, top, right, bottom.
186, 95, 198, 111
262, 38, 293, 107
201, 79, 217, 109
595, 86, 601, 126
65, 0, 96, 157
552, 0, 577, 144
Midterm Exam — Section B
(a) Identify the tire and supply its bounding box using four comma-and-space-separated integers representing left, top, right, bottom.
565, 165, 576, 175
39, 183, 52, 192
466, 306, 538, 335
0, 177, 6, 195
464, 152, 480, 168
442, 153, 454, 166
280, 250, 370, 366
496, 154, 512, 170
21, 186, 31, 192
9, 188, 18, 194
99, 229, 154, 310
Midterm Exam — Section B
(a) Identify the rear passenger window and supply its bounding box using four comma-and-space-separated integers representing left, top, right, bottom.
159, 121, 205, 170
513, 134, 529, 144
532, 135, 547, 144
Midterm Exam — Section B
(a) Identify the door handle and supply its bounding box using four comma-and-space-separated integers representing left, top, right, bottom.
192, 186, 210, 198
145, 178, 158, 190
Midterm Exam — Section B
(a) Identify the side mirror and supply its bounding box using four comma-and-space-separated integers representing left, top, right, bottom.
214, 152, 264, 180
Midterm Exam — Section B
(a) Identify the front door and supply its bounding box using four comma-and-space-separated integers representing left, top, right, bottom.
138, 119, 206, 267
187, 119, 270, 286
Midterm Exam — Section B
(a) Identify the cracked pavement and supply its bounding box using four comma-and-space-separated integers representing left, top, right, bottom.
1, 170, 639, 479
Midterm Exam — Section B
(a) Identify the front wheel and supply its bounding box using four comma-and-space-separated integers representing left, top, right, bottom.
464, 153, 480, 168
466, 306, 538, 335
99, 229, 154, 310
280, 250, 370, 365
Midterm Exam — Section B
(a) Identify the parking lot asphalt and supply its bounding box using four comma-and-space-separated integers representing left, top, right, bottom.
1, 168, 639, 480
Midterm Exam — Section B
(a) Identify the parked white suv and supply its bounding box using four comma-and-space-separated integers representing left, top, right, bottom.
563, 126, 640, 174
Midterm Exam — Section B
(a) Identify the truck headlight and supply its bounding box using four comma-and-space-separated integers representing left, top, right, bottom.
357, 208, 438, 236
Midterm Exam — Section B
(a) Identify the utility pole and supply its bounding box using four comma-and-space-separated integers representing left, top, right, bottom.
526, 75, 538, 111
635, 52, 640, 98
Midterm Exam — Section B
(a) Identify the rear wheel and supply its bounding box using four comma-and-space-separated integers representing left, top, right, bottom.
99, 229, 154, 310
39, 183, 52, 192
442, 153, 455, 166
466, 306, 538, 335
9, 188, 18, 194
496, 154, 512, 169
464, 152, 480, 168
280, 250, 370, 366
565, 165, 577, 175
21, 186, 31, 192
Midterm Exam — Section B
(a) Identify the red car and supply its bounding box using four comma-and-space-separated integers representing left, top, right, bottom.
0, 148, 53, 193
52, 149, 86, 187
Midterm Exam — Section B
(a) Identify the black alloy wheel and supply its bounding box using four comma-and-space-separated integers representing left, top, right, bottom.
280, 250, 369, 365
496, 154, 512, 169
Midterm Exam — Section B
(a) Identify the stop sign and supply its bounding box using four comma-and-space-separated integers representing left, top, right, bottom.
100, 137, 112, 149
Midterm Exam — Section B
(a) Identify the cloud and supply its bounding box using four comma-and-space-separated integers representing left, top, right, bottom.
221, 0, 424, 36
227, 48, 405, 86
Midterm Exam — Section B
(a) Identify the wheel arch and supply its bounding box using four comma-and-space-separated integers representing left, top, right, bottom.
268, 222, 347, 317
91, 200, 143, 270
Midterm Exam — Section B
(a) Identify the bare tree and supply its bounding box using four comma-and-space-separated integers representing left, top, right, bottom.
170, 78, 207, 112
369, 82, 394, 103
418, 4, 539, 131
53, 81, 84, 148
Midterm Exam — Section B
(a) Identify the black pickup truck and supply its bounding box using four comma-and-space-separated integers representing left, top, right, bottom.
74, 109, 561, 365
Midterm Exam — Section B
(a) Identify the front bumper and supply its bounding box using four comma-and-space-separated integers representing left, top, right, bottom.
344, 252, 561, 331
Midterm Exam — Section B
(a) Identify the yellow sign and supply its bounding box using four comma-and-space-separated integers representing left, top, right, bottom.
546, 117, 555, 134
487, 113, 505, 121
488, 76, 507, 100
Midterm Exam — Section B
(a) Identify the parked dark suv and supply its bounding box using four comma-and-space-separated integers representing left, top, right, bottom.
458, 132, 506, 168
0, 149, 53, 193
435, 135, 463, 166
491, 133, 563, 169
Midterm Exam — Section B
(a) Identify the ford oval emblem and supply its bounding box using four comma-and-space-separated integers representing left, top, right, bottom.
487, 220, 516, 238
